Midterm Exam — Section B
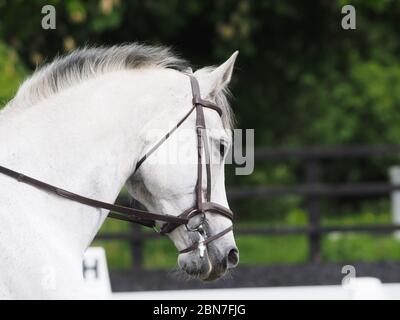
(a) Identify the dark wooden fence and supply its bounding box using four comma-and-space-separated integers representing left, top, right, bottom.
96, 144, 400, 270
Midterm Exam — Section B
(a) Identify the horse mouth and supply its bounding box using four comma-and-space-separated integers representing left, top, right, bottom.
178, 247, 229, 281
201, 268, 228, 281
202, 246, 229, 281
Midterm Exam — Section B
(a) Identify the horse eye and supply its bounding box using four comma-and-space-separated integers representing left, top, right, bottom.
219, 143, 226, 158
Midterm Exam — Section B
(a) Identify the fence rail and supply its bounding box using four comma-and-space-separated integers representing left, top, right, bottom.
228, 183, 400, 199
254, 144, 400, 159
98, 224, 400, 240
95, 144, 400, 269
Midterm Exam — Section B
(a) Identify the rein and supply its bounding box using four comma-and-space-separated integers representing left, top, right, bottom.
0, 74, 234, 255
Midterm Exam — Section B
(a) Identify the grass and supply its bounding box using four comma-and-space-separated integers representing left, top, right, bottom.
92, 207, 400, 270
322, 234, 400, 262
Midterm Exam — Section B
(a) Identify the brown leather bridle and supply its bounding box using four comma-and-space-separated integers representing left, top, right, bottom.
0, 74, 234, 256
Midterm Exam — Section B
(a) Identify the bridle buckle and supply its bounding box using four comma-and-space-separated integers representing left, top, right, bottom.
185, 210, 206, 232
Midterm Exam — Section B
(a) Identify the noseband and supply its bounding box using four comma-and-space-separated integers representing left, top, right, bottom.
133, 75, 234, 255
0, 74, 234, 256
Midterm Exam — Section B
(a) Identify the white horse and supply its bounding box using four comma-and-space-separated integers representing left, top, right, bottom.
0, 44, 239, 299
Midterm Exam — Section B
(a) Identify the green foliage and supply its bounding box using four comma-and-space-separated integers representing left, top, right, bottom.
93, 239, 131, 269
322, 234, 400, 262
2, 1, 400, 147
0, 42, 27, 107
296, 59, 400, 145
3, 1, 400, 267
337, 0, 394, 13
238, 235, 309, 265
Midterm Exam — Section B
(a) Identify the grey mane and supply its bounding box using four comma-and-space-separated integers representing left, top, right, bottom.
9, 43, 234, 128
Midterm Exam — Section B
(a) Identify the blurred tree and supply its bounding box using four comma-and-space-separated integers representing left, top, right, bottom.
0, 42, 27, 107
1, 0, 400, 220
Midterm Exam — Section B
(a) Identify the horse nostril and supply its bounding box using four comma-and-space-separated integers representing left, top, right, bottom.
227, 248, 239, 268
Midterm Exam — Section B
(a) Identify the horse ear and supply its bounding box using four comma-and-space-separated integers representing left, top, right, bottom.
207, 51, 238, 97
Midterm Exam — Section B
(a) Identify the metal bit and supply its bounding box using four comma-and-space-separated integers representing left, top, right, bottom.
198, 240, 206, 258
198, 233, 206, 258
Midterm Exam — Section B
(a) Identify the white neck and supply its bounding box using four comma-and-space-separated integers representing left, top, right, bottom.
0, 68, 189, 297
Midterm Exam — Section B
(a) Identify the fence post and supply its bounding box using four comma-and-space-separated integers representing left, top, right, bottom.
306, 159, 321, 262
389, 166, 400, 240
130, 223, 144, 270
